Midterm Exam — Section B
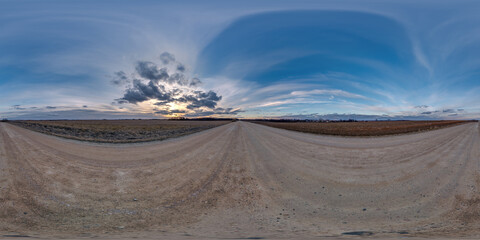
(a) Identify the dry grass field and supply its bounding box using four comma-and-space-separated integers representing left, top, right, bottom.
251, 120, 474, 136
9, 120, 232, 143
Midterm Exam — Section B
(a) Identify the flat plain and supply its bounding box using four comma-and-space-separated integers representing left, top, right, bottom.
0, 120, 479, 239
252, 120, 473, 136
9, 120, 231, 143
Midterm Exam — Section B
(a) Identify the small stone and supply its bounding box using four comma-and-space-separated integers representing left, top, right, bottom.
23, 212, 27, 215
117, 226, 125, 229
363, 208, 367, 211
133, 198, 138, 201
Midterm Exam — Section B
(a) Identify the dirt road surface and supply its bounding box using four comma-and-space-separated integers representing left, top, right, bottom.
1, 121, 479, 239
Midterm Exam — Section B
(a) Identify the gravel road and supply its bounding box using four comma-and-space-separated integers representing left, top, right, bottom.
0, 121, 479, 239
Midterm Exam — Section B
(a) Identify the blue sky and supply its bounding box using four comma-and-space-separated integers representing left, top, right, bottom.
1, 0, 479, 120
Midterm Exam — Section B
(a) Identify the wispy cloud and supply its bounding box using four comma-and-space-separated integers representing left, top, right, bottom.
291, 89, 369, 100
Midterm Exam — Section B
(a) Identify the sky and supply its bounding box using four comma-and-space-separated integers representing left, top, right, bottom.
1, 0, 479, 120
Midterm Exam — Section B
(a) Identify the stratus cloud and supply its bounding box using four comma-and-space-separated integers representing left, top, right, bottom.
115, 52, 240, 117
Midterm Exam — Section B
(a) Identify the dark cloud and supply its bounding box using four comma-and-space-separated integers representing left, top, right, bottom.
153, 101, 169, 106
113, 51, 240, 117
46, 106, 57, 109
421, 109, 464, 115
120, 79, 173, 104
135, 61, 169, 83
134, 59, 199, 86
12, 105, 26, 110
170, 109, 186, 114
111, 71, 130, 85
83, 105, 88, 108
168, 73, 189, 85
119, 82, 224, 111
415, 105, 429, 109
177, 64, 186, 72
421, 110, 441, 115
183, 111, 219, 117
155, 109, 187, 115
153, 107, 241, 117
115, 99, 129, 104
171, 88, 183, 95
159, 52, 175, 65
180, 91, 222, 109
154, 110, 171, 115
190, 77, 202, 86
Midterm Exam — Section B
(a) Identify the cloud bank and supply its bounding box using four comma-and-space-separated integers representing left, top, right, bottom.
114, 52, 241, 117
